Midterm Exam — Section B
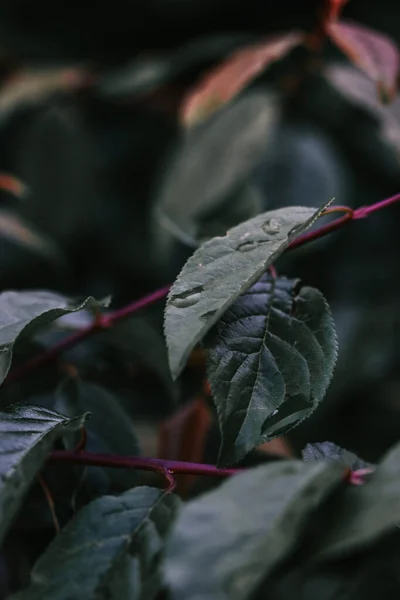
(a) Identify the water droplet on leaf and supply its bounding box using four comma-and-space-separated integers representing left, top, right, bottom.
262, 219, 280, 234
169, 286, 203, 308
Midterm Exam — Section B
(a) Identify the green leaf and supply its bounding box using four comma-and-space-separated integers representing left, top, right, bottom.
0, 405, 86, 545
206, 274, 337, 466
164, 203, 329, 379
11, 486, 181, 600
302, 442, 373, 471
309, 440, 400, 561
154, 92, 279, 253
0, 290, 108, 385
55, 379, 140, 489
164, 460, 344, 600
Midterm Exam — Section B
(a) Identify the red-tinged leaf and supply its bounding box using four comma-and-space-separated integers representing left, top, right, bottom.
158, 398, 211, 495
0, 173, 26, 198
180, 31, 305, 127
0, 68, 90, 118
325, 0, 349, 22
326, 19, 400, 100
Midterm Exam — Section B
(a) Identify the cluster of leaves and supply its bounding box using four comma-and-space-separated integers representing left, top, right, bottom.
1, 0, 400, 598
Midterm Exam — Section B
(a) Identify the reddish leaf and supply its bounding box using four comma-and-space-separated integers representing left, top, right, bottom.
326, 19, 400, 100
0, 173, 26, 198
326, 0, 348, 22
180, 31, 304, 127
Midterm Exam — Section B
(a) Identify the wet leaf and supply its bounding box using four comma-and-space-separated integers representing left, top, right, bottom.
206, 274, 337, 465
11, 487, 181, 600
0, 405, 86, 545
326, 20, 400, 100
180, 31, 304, 127
164, 202, 329, 380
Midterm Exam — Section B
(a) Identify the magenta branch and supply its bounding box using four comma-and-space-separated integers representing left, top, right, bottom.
7, 191, 400, 386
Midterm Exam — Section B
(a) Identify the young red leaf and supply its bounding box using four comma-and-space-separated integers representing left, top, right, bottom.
326, 0, 348, 22
326, 19, 400, 101
180, 31, 304, 127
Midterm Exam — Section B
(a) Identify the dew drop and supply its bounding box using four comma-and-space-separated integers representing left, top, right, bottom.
237, 239, 267, 252
262, 218, 280, 234
169, 285, 203, 308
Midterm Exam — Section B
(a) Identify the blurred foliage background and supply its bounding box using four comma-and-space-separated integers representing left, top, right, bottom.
1, 3, 400, 592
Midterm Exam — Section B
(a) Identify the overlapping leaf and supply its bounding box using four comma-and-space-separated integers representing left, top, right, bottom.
0, 290, 108, 385
0, 405, 86, 545
164, 460, 344, 600
11, 486, 181, 600
206, 273, 337, 465
326, 20, 400, 100
154, 92, 279, 253
324, 64, 400, 158
164, 203, 329, 380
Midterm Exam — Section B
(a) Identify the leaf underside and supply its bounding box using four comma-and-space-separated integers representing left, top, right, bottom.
164, 202, 330, 380
206, 273, 338, 466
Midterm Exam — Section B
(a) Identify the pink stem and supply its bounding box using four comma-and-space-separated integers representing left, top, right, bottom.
6, 192, 400, 384
6, 285, 171, 384
49, 450, 242, 478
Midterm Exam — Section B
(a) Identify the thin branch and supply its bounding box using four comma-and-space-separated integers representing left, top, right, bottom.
6, 285, 171, 384
49, 450, 242, 479
6, 192, 400, 384
48, 449, 370, 487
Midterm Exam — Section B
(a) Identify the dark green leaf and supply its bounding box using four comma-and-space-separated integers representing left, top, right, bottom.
206, 274, 337, 465
164, 460, 344, 600
165, 203, 329, 379
154, 92, 279, 253
55, 379, 140, 489
0, 290, 108, 386
310, 440, 400, 561
302, 442, 373, 471
0, 405, 86, 545
11, 486, 181, 600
